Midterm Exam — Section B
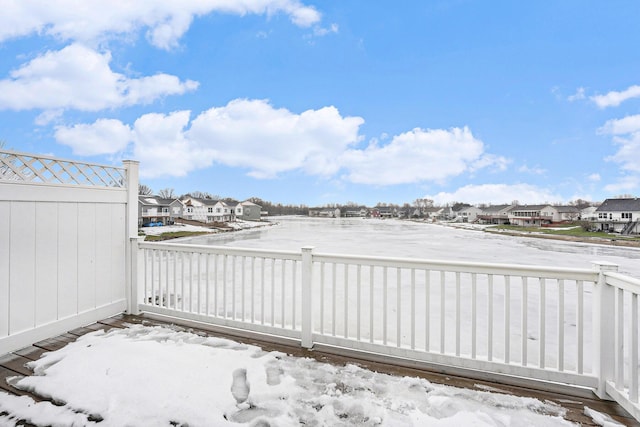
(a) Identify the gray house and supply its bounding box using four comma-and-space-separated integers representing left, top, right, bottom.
138, 195, 179, 226
594, 198, 640, 235
237, 200, 262, 221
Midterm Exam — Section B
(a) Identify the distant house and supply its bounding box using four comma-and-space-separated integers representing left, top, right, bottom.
180, 198, 237, 223
237, 200, 262, 221
546, 205, 580, 223
477, 204, 513, 224
343, 207, 368, 217
309, 208, 341, 218
594, 198, 640, 235
457, 206, 483, 222
138, 195, 178, 226
507, 204, 552, 226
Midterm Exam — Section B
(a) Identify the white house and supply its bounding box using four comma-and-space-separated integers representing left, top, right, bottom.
238, 200, 262, 221
594, 198, 640, 235
477, 204, 513, 224
457, 206, 483, 222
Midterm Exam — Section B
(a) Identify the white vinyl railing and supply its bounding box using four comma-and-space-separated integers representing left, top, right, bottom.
135, 241, 640, 420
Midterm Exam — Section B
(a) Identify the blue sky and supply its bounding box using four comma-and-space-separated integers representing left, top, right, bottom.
1, 1, 639, 206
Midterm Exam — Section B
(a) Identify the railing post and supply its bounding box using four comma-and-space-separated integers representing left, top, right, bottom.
123, 160, 140, 315
592, 261, 619, 399
128, 237, 144, 315
301, 246, 314, 349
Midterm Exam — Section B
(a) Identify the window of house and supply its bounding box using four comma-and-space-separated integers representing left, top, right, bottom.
216, 208, 221, 213
187, 207, 193, 213
208, 207, 213, 213
162, 208, 168, 213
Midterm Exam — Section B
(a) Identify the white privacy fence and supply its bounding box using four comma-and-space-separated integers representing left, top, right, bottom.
136, 242, 640, 420
0, 149, 139, 354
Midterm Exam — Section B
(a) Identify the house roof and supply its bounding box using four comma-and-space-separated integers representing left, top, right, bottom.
480, 204, 512, 213
596, 198, 640, 212
510, 204, 549, 211
138, 196, 176, 206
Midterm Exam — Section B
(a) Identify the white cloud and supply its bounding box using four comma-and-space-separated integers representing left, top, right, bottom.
604, 175, 640, 193
591, 85, 640, 108
313, 23, 339, 36
598, 114, 640, 135
587, 173, 601, 182
567, 87, 586, 102
598, 114, 640, 173
606, 133, 640, 173
53, 100, 509, 186
340, 127, 507, 185
424, 183, 562, 206
55, 99, 364, 179
0, 0, 322, 49
187, 99, 364, 179
518, 164, 546, 175
0, 44, 198, 112
55, 119, 133, 156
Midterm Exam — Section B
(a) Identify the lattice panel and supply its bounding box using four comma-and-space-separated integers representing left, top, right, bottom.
0, 150, 126, 188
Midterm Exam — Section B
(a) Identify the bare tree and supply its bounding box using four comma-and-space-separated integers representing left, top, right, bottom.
158, 188, 176, 199
138, 184, 153, 195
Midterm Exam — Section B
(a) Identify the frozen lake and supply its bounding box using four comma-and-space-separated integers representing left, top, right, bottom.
183, 216, 640, 278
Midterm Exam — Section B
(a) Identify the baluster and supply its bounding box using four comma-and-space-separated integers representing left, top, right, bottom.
425, 269, 431, 352
292, 260, 297, 329
213, 254, 218, 317
260, 258, 265, 325
440, 271, 445, 354
232, 255, 236, 320
397, 268, 402, 348
615, 287, 624, 387
332, 263, 337, 336
383, 266, 388, 345
344, 264, 349, 339
222, 255, 227, 319
320, 261, 325, 334
471, 273, 477, 358
251, 257, 255, 323
357, 264, 361, 341
488, 274, 494, 361
557, 279, 564, 371
411, 268, 416, 350
369, 265, 374, 344
577, 280, 584, 374
630, 292, 638, 402
522, 276, 528, 366
455, 271, 460, 357
504, 275, 511, 364
281, 260, 286, 328
539, 277, 546, 368
270, 258, 275, 327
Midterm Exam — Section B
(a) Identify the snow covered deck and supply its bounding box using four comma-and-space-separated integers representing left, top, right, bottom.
1, 313, 638, 426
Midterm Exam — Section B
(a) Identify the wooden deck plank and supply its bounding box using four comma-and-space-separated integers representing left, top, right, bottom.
0, 354, 32, 376
1, 314, 637, 426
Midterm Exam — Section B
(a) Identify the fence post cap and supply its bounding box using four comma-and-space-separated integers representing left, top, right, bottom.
591, 261, 619, 272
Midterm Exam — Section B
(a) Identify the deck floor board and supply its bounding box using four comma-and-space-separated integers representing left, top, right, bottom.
1, 313, 637, 426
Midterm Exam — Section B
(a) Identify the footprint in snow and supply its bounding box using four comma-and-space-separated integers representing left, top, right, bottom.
231, 368, 250, 405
